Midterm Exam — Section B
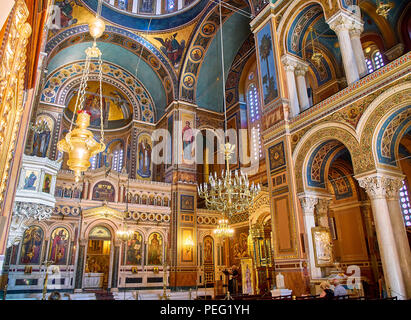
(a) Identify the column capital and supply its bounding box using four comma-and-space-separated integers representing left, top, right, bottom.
349, 22, 364, 38
299, 195, 318, 215
327, 11, 362, 34
281, 54, 299, 72
295, 63, 309, 76
356, 174, 403, 200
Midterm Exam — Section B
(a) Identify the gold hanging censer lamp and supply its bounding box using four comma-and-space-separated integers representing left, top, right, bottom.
309, 27, 323, 67
57, 2, 106, 183
376, 0, 392, 18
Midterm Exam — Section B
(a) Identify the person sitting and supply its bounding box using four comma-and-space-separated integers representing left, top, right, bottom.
319, 281, 334, 300
333, 279, 348, 297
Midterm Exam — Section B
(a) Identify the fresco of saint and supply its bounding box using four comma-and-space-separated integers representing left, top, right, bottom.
182, 120, 194, 162
20, 226, 43, 265
126, 231, 143, 265
137, 136, 152, 178
49, 228, 69, 265
148, 233, 162, 265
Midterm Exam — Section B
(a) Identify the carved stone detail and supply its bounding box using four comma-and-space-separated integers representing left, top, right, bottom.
7, 202, 53, 248
357, 175, 402, 200
299, 196, 318, 216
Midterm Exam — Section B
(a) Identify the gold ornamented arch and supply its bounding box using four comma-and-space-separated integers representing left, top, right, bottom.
293, 124, 363, 193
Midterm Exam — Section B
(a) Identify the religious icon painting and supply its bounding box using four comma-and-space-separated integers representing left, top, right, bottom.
126, 231, 143, 265
20, 226, 44, 265
182, 74, 195, 89
190, 47, 203, 62
49, 227, 70, 265
241, 258, 255, 295
137, 134, 153, 180
203, 236, 214, 264
182, 229, 194, 262
201, 22, 216, 36
42, 174, 52, 193
22, 170, 40, 191
312, 227, 334, 267
181, 112, 195, 165
268, 141, 286, 172
147, 232, 163, 265
92, 181, 115, 202
180, 195, 194, 212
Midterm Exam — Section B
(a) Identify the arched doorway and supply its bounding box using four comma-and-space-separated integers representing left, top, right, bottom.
84, 225, 113, 289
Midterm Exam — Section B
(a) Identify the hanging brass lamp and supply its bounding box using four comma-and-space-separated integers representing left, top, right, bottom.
376, 0, 392, 18
309, 27, 323, 66
57, 1, 106, 182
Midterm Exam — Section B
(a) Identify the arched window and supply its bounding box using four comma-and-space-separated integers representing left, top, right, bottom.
400, 180, 411, 227
364, 47, 384, 73
90, 155, 98, 170
372, 51, 384, 70
112, 148, 124, 172
167, 0, 176, 12
247, 83, 263, 161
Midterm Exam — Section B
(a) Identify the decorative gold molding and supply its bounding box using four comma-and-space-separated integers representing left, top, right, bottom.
0, 0, 32, 207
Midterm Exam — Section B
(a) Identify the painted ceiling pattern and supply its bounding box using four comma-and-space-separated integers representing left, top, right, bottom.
44, 0, 409, 122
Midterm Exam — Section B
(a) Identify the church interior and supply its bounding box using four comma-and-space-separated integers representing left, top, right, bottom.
0, 0, 410, 301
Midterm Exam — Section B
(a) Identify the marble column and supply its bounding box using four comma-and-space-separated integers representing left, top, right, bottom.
111, 244, 120, 291
74, 241, 86, 292
281, 55, 300, 118
386, 177, 411, 298
360, 203, 381, 285
299, 195, 322, 279
327, 12, 360, 84
295, 63, 310, 112
349, 22, 368, 78
357, 175, 408, 299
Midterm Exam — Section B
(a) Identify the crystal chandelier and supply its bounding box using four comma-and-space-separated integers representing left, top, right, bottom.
57, 1, 106, 182
376, 0, 391, 18
309, 27, 323, 66
198, 143, 261, 218
213, 218, 234, 238
197, 1, 260, 221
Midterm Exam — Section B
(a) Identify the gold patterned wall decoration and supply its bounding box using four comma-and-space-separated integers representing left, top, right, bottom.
0, 0, 32, 208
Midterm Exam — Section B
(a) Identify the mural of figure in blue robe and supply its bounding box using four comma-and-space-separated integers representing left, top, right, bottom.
155, 33, 186, 68
137, 138, 152, 178
24, 172, 38, 190
31, 120, 51, 158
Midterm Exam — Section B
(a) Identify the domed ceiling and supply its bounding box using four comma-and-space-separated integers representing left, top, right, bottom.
82, 0, 209, 31
45, 0, 253, 122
